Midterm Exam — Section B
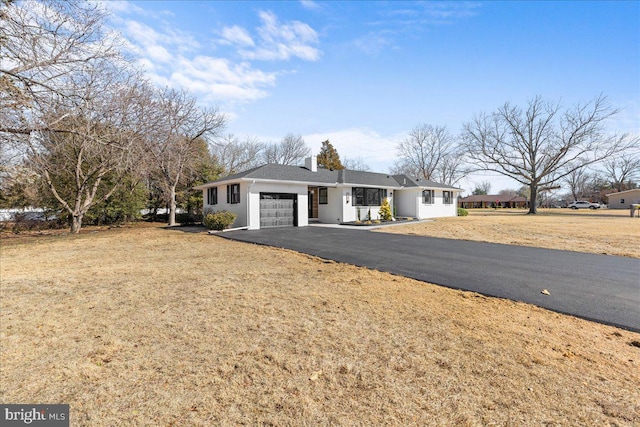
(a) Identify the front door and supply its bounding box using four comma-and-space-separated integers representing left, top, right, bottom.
308, 187, 318, 219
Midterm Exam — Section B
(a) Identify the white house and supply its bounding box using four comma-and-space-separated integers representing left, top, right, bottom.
194, 157, 462, 230
606, 188, 640, 209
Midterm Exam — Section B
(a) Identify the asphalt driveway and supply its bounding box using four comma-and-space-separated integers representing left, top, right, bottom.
220, 227, 640, 332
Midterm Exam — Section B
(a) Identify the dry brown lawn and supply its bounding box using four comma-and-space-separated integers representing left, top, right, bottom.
379, 208, 640, 258
1, 225, 639, 426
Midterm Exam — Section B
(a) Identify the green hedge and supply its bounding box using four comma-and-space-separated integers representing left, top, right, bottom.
457, 208, 469, 216
203, 210, 237, 231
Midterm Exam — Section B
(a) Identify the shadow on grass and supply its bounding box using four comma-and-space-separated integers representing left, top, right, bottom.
162, 224, 208, 233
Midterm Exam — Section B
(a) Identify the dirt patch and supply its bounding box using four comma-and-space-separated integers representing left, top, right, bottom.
377, 208, 640, 258
2, 227, 639, 425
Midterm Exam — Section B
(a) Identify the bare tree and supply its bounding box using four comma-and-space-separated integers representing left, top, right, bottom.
145, 88, 226, 226
394, 124, 467, 185
1, 0, 152, 233
563, 167, 592, 201
472, 181, 492, 195
211, 134, 264, 175
396, 124, 455, 179
436, 147, 467, 186
602, 153, 640, 192
263, 134, 310, 165
498, 188, 518, 197
343, 157, 370, 171
462, 95, 638, 214
29, 77, 150, 233
1, 0, 120, 139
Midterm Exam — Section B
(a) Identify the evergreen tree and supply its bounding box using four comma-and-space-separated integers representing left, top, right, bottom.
317, 140, 344, 170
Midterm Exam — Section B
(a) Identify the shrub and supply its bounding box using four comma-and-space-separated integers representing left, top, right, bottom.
457, 208, 469, 216
176, 213, 202, 225
203, 210, 237, 230
379, 199, 392, 221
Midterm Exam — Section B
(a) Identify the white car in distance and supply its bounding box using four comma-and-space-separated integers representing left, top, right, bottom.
567, 201, 600, 210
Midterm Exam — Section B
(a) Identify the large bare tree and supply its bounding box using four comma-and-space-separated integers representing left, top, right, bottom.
29, 77, 150, 233
145, 88, 226, 226
462, 95, 638, 214
262, 133, 310, 165
1, 0, 151, 233
1, 0, 119, 139
394, 124, 467, 185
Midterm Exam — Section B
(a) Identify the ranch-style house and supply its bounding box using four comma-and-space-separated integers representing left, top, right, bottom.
195, 157, 462, 230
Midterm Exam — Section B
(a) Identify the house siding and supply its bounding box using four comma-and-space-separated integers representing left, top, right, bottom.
607, 189, 640, 209
202, 182, 248, 229
393, 189, 458, 219
394, 189, 418, 218
319, 187, 344, 224
418, 190, 458, 218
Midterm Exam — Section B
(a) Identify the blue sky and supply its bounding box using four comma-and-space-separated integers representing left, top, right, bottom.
104, 1, 640, 192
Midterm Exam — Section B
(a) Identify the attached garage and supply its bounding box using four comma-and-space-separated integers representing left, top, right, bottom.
259, 193, 298, 228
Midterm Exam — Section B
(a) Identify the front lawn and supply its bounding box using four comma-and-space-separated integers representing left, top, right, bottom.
1, 227, 638, 425
378, 208, 640, 258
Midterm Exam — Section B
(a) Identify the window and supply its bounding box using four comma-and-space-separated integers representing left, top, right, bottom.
227, 184, 240, 204
207, 187, 217, 205
319, 187, 328, 204
422, 189, 434, 204
353, 187, 387, 206
443, 191, 453, 205
620, 198, 625, 204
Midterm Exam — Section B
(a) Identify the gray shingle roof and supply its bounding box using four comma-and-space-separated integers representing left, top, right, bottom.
195, 163, 461, 190
391, 174, 460, 190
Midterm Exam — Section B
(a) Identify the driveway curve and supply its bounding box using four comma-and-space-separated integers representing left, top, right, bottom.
220, 227, 640, 332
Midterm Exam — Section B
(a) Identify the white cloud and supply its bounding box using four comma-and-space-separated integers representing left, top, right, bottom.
303, 128, 402, 172
421, 2, 482, 21
94, 0, 145, 15
109, 7, 322, 119
300, 0, 321, 11
115, 16, 278, 106
355, 2, 481, 55
146, 44, 172, 63
219, 25, 255, 47
239, 11, 321, 61
353, 33, 392, 56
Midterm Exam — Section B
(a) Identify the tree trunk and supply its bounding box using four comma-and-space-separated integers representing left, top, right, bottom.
70, 214, 83, 234
528, 183, 538, 214
169, 185, 177, 226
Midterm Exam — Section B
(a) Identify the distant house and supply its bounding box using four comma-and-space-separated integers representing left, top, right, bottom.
605, 189, 640, 209
458, 194, 529, 209
194, 157, 462, 230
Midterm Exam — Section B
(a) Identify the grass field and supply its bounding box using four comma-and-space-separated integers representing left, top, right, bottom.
379, 208, 640, 258
1, 214, 639, 425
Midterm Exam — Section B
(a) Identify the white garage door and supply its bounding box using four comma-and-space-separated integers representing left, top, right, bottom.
260, 193, 297, 228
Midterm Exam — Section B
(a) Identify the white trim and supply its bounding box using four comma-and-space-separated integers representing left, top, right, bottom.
606, 189, 640, 196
